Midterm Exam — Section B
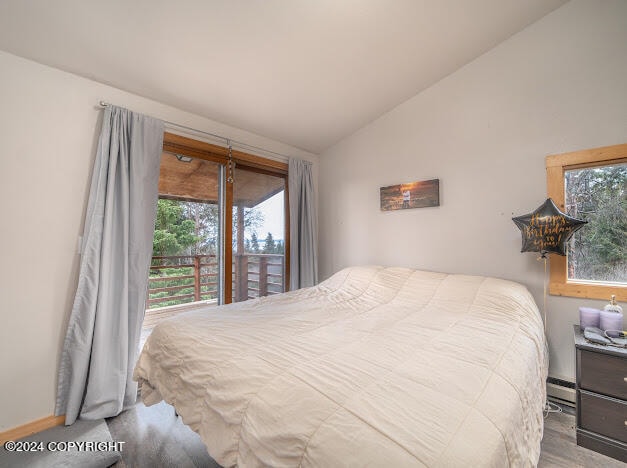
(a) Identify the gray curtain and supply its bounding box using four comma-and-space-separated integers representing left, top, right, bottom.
55, 105, 164, 425
288, 158, 318, 290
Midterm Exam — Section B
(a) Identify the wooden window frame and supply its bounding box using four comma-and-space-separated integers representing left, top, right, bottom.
546, 143, 627, 301
162, 132, 290, 303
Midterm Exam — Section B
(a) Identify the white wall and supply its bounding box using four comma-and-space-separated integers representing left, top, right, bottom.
319, 0, 627, 383
0, 51, 318, 431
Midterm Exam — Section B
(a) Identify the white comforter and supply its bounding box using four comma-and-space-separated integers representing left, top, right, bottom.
134, 266, 548, 467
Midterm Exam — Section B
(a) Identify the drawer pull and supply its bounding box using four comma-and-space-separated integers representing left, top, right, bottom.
624, 377, 627, 383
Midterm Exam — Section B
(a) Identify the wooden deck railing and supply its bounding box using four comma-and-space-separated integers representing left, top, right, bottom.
147, 253, 285, 309
147, 254, 218, 308
233, 253, 285, 302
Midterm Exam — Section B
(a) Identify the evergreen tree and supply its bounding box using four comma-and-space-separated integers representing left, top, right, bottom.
275, 240, 284, 254
232, 206, 264, 252
153, 199, 200, 256
263, 232, 276, 253
250, 232, 260, 253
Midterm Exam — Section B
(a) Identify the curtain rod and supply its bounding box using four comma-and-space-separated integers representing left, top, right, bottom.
98, 101, 291, 163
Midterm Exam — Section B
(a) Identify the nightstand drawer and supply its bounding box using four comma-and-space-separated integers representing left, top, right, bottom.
579, 391, 627, 443
579, 350, 627, 400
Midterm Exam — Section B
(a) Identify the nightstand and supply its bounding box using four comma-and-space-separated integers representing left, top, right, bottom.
574, 324, 627, 462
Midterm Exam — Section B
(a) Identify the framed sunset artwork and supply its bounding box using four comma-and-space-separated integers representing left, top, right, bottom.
380, 179, 439, 211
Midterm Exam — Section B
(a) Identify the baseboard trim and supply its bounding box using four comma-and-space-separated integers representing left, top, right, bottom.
0, 415, 66, 444
547, 381, 576, 406
547, 376, 576, 389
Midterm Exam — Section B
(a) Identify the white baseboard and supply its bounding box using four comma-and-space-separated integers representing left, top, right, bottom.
547, 381, 576, 406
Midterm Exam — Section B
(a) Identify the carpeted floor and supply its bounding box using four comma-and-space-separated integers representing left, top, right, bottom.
0, 419, 121, 468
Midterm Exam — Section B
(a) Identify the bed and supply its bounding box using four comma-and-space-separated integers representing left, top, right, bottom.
134, 266, 548, 467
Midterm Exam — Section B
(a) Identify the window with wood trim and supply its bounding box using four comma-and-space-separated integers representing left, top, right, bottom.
146, 132, 289, 313
546, 143, 626, 301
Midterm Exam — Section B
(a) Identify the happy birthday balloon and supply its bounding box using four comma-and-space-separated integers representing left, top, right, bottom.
512, 198, 587, 257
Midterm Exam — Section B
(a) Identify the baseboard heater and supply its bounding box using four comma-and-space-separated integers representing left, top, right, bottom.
546, 376, 576, 407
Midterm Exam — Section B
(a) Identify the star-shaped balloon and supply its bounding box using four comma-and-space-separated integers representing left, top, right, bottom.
512, 198, 587, 257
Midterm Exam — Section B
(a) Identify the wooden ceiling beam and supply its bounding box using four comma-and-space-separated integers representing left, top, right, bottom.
163, 132, 288, 175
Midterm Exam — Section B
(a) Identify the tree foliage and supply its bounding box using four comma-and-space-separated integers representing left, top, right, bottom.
150, 198, 282, 309
274, 240, 284, 254
233, 206, 264, 252
182, 202, 219, 255
237, 207, 265, 240
263, 232, 276, 253
153, 199, 200, 256
565, 164, 626, 283
154, 199, 266, 257
250, 232, 260, 253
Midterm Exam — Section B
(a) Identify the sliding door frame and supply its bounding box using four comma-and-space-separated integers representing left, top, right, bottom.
162, 132, 289, 303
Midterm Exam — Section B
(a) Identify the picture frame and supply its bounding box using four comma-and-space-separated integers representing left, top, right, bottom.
380, 179, 439, 211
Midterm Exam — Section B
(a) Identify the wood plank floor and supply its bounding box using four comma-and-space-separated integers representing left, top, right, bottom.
106, 401, 624, 467
539, 406, 625, 467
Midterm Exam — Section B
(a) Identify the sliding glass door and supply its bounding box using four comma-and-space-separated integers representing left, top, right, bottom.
143, 132, 289, 329
146, 153, 224, 311
232, 166, 287, 302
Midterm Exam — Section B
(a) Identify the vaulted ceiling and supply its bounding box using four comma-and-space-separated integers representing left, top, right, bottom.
0, 0, 568, 153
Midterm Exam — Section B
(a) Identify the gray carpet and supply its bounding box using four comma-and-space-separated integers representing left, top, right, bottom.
0, 419, 121, 468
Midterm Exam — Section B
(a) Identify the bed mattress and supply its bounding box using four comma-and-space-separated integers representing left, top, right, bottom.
134, 266, 548, 467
